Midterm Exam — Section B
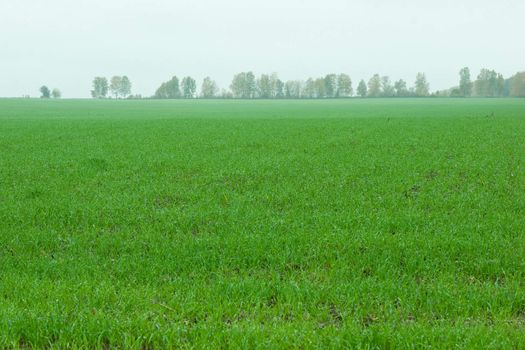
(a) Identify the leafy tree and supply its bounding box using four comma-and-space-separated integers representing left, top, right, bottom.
201, 77, 218, 98
474, 69, 504, 97
110, 76, 122, 98
510, 72, 525, 97
394, 79, 408, 97
119, 76, 132, 98
324, 74, 337, 98
336, 74, 353, 97
414, 72, 429, 96
40, 86, 51, 98
181, 76, 196, 98
314, 78, 326, 98
246, 72, 256, 98
155, 76, 180, 99
51, 88, 61, 99
357, 79, 367, 97
303, 78, 316, 98
459, 67, 472, 97
285, 80, 303, 98
230, 73, 244, 98
381, 76, 395, 97
274, 79, 285, 98
257, 74, 272, 98
367, 74, 382, 97
270, 73, 284, 98
91, 77, 108, 98
230, 72, 256, 98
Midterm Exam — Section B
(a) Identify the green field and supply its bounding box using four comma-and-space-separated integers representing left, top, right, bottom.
1, 98, 525, 348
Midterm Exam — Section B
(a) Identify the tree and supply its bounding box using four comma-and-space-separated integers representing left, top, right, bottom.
357, 79, 367, 97
181, 76, 196, 98
459, 67, 472, 97
110, 76, 122, 98
154, 76, 180, 99
324, 74, 337, 98
91, 77, 108, 98
336, 74, 353, 97
201, 77, 218, 98
474, 69, 504, 97
230, 73, 244, 98
414, 72, 429, 96
285, 80, 303, 98
51, 88, 61, 99
314, 78, 326, 98
381, 76, 395, 97
274, 79, 285, 98
510, 72, 525, 97
367, 74, 382, 97
40, 86, 51, 98
270, 73, 284, 98
303, 78, 316, 98
246, 72, 256, 98
119, 76, 132, 98
257, 74, 272, 98
230, 72, 256, 98
394, 79, 408, 97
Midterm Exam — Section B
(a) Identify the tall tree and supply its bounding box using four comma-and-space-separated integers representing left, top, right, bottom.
381, 76, 395, 97
336, 74, 353, 97
91, 77, 108, 98
285, 80, 303, 99
510, 72, 525, 97
474, 69, 504, 97
51, 88, 61, 99
246, 72, 256, 98
230, 73, 244, 98
314, 78, 326, 98
414, 72, 429, 96
367, 74, 382, 97
274, 79, 285, 98
394, 79, 408, 97
459, 67, 472, 97
181, 76, 196, 98
110, 76, 122, 98
257, 74, 272, 98
324, 74, 337, 98
40, 86, 51, 98
303, 78, 316, 98
270, 73, 284, 98
119, 76, 132, 98
154, 76, 180, 99
230, 72, 256, 98
357, 79, 367, 97
201, 77, 218, 98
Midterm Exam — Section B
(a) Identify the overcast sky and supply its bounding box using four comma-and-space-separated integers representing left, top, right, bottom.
1, 0, 524, 98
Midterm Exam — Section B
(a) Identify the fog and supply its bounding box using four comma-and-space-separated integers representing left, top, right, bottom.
1, 0, 523, 98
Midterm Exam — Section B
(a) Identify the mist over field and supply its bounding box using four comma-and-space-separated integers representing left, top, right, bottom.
1, 0, 525, 97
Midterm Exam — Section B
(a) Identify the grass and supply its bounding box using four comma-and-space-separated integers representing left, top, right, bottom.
1, 98, 524, 349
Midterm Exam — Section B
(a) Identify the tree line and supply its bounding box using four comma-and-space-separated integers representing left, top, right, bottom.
442, 67, 525, 97
440, 68, 524, 97
149, 72, 430, 99
87, 68, 525, 99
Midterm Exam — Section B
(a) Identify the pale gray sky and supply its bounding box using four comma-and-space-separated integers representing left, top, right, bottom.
1, 0, 524, 98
